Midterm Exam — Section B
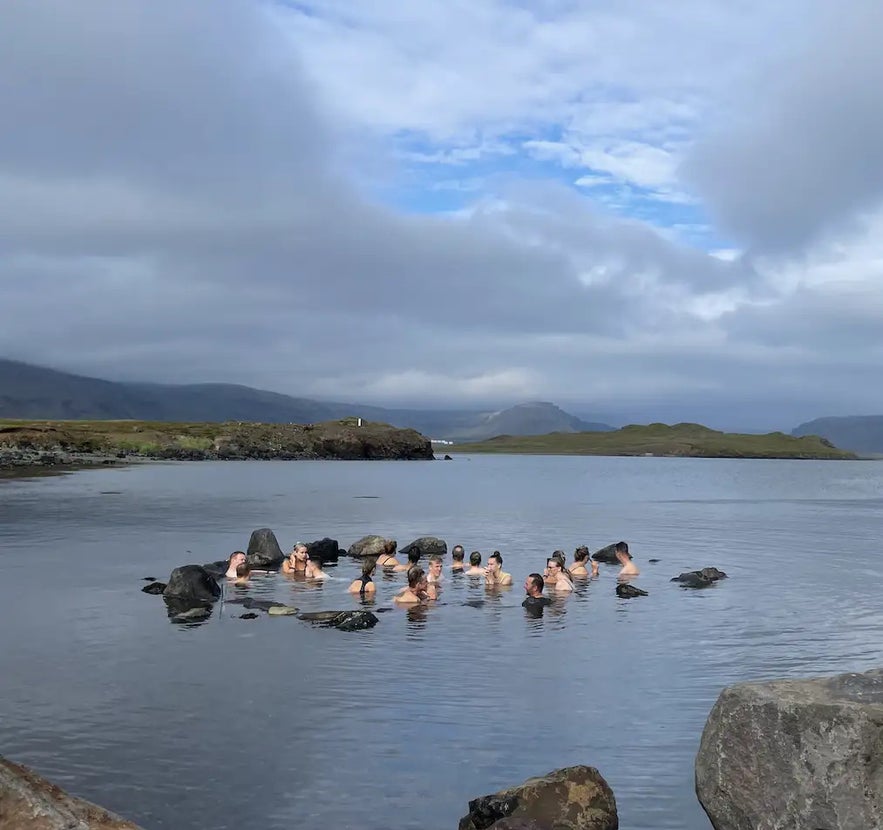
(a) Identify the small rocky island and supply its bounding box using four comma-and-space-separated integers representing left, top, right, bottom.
0, 417, 434, 468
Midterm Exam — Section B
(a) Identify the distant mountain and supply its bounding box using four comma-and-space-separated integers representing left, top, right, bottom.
0, 359, 613, 440
448, 401, 613, 441
792, 416, 883, 454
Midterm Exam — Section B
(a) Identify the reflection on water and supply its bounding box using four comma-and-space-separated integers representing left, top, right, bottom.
1, 455, 883, 830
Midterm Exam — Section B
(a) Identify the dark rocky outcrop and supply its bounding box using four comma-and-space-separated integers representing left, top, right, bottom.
591, 543, 619, 564
162, 565, 221, 604
400, 536, 447, 558
0, 755, 143, 829
616, 584, 647, 598
348, 535, 397, 558
306, 537, 340, 564
696, 668, 883, 830
671, 567, 728, 588
239, 612, 259, 620
140, 581, 166, 595
444, 454, 453, 460
246, 528, 284, 568
459, 765, 618, 830
298, 610, 379, 631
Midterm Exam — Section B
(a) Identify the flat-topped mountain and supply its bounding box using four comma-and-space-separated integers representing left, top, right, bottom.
0, 359, 613, 439
792, 415, 883, 454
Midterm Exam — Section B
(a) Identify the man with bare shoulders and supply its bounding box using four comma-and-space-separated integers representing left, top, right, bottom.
395, 567, 429, 605
450, 545, 465, 571
225, 551, 247, 579
485, 551, 512, 587
465, 551, 484, 576
427, 555, 444, 586
615, 541, 639, 578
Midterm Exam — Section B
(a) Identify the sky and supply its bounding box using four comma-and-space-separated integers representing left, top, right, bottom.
1, 0, 882, 429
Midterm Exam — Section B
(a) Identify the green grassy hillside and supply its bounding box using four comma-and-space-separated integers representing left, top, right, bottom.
450, 422, 857, 459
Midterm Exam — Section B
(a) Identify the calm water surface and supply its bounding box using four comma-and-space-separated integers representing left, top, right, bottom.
1, 455, 882, 829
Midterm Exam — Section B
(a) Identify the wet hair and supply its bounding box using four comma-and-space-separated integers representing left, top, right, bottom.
362, 557, 377, 577
469, 551, 482, 566
574, 546, 589, 563
235, 563, 250, 578
429, 554, 443, 566
407, 566, 426, 589
489, 552, 503, 566
547, 557, 572, 580
527, 573, 544, 593
615, 541, 631, 559
292, 542, 308, 556
407, 548, 421, 565
551, 550, 566, 567
452, 545, 465, 561
228, 550, 246, 565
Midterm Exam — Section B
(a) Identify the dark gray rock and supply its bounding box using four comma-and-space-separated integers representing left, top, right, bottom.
202, 559, 227, 577
400, 536, 447, 558
459, 765, 618, 830
347, 535, 397, 558
696, 668, 883, 830
616, 583, 647, 598
672, 567, 728, 588
444, 454, 453, 460
246, 527, 284, 568
306, 537, 340, 563
239, 612, 259, 620
591, 543, 619, 564
169, 605, 212, 623
162, 565, 221, 604
141, 581, 166, 595
298, 610, 379, 631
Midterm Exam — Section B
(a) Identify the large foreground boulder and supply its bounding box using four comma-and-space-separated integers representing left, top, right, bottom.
162, 565, 220, 604
591, 544, 619, 564
348, 535, 396, 558
400, 536, 447, 558
0, 755, 143, 829
459, 765, 618, 830
306, 537, 340, 564
696, 668, 883, 830
246, 527, 284, 568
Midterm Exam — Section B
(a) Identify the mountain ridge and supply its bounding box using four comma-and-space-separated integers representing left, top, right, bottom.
792, 415, 883, 454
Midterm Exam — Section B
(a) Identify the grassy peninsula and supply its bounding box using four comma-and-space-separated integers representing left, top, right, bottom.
0, 418, 434, 469
450, 423, 858, 459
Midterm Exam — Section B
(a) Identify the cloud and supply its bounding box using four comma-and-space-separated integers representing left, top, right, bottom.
684, 0, 883, 252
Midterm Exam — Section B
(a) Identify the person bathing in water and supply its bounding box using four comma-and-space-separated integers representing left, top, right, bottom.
522, 573, 551, 609
570, 546, 599, 578
281, 543, 309, 575
305, 553, 330, 580
615, 541, 639, 578
225, 551, 247, 579
348, 558, 376, 597
375, 543, 399, 568
485, 551, 512, 587
427, 555, 444, 587
545, 557, 574, 592
395, 566, 430, 605
394, 548, 421, 573
450, 545, 465, 571
465, 551, 484, 576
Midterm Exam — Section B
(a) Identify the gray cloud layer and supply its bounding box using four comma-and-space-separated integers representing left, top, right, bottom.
1, 1, 881, 428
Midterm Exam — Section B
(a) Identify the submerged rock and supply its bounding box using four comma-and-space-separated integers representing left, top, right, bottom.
459, 765, 618, 830
239, 612, 259, 620
246, 528, 284, 568
696, 668, 883, 830
267, 605, 298, 616
616, 583, 648, 598
0, 755, 143, 829
140, 581, 166, 595
672, 567, 728, 588
348, 535, 397, 558
169, 605, 212, 623
400, 536, 447, 558
297, 610, 379, 631
306, 537, 340, 564
162, 565, 221, 604
591, 543, 619, 564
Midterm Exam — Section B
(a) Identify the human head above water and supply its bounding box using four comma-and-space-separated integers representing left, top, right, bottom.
407, 566, 427, 589
362, 557, 377, 577
525, 573, 544, 594
574, 546, 589, 563
488, 551, 503, 569
551, 550, 566, 567
292, 543, 308, 560
469, 551, 482, 567
451, 545, 465, 562
228, 551, 246, 568
428, 555, 442, 573
615, 541, 631, 561
407, 548, 421, 565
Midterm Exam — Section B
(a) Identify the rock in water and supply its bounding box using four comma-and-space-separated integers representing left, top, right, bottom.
696, 668, 883, 830
347, 535, 397, 558
306, 537, 340, 563
458, 765, 618, 830
591, 543, 619, 564
162, 565, 220, 603
246, 527, 284, 568
0, 755, 144, 829
400, 536, 448, 558
141, 581, 166, 595
267, 605, 298, 616
239, 612, 259, 620
671, 567, 728, 588
616, 583, 648, 598
297, 610, 379, 630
